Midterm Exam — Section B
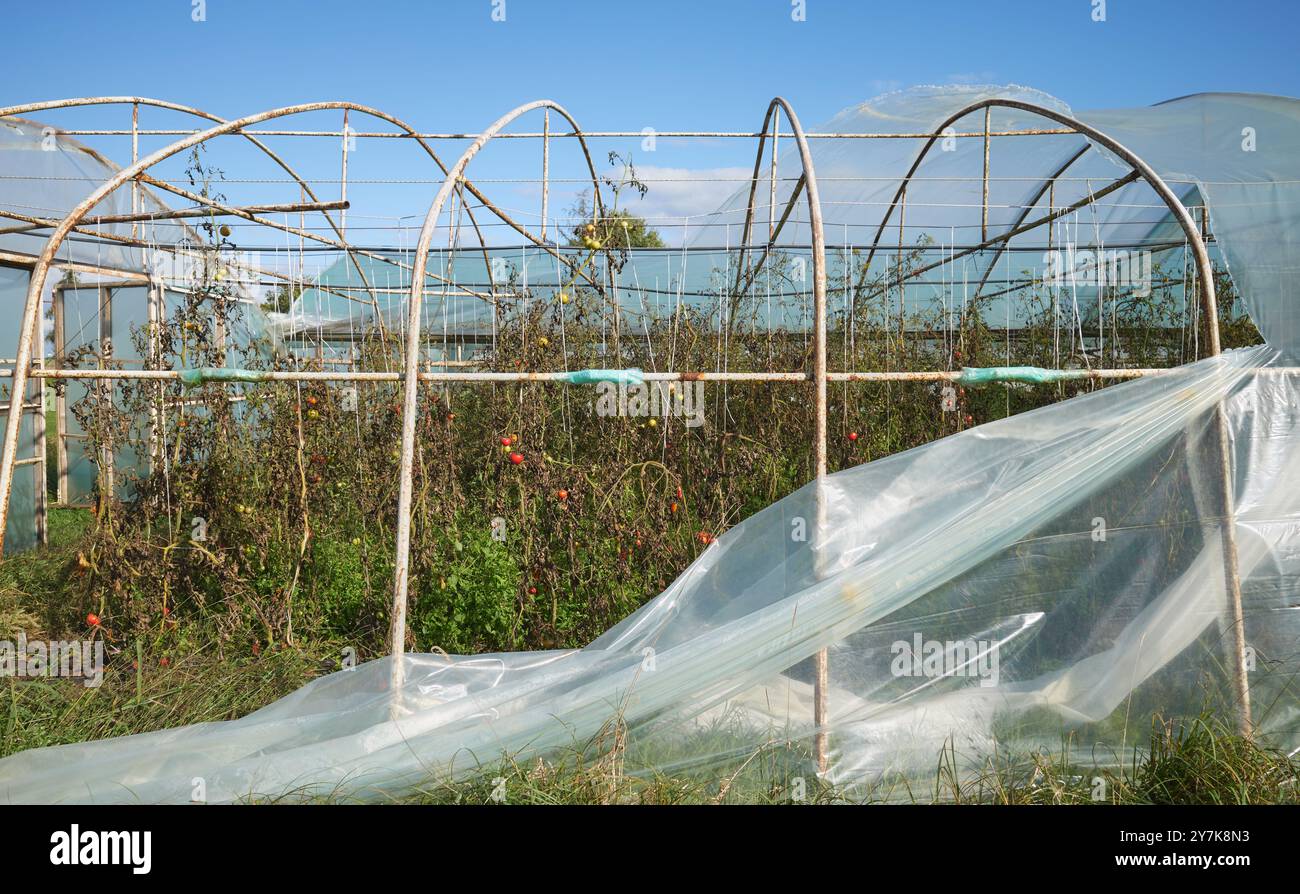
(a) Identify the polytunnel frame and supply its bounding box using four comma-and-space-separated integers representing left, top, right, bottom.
0, 97, 607, 500
384, 95, 836, 755
0, 95, 1255, 777
0, 97, 613, 554
852, 98, 1221, 351
0, 97, 616, 336
389, 98, 642, 706
0, 97, 504, 323
840, 96, 1250, 733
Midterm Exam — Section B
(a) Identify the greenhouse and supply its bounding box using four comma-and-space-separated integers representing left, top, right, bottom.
0, 84, 1297, 803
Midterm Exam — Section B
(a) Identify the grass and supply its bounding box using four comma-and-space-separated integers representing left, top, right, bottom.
2, 508, 334, 757
0, 507, 90, 638
1, 644, 326, 757
1133, 716, 1300, 804
5, 591, 1296, 805
4, 484, 1292, 802
3, 511, 1294, 803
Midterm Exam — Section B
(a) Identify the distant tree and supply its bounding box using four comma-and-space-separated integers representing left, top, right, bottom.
262, 282, 301, 314
566, 151, 665, 251
566, 204, 665, 251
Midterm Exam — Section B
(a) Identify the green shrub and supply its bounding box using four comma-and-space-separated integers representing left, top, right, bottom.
410, 520, 520, 654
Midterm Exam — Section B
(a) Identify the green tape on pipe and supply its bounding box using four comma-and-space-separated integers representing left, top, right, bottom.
561, 368, 645, 386
958, 366, 1092, 385
179, 367, 270, 388
179, 367, 643, 387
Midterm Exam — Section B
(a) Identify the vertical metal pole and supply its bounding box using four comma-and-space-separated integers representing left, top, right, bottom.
98, 285, 115, 500
131, 103, 140, 244
146, 282, 161, 477
340, 110, 350, 239
812, 369, 829, 772
981, 107, 991, 243
33, 294, 47, 544
739, 98, 830, 774
1214, 410, 1252, 736
53, 285, 68, 506
130, 104, 142, 504
541, 110, 549, 242
768, 117, 779, 242
813, 468, 829, 777
1193, 215, 1252, 736
1048, 182, 1058, 366
898, 187, 906, 340
788, 105, 830, 775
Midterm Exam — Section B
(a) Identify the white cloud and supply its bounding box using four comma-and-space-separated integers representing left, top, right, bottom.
496, 164, 756, 247
613, 164, 753, 245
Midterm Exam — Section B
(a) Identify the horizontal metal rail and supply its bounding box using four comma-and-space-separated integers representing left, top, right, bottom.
0, 200, 350, 235
8, 367, 1296, 384
37, 127, 1079, 140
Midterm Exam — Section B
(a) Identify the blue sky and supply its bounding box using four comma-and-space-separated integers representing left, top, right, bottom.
5, 0, 1300, 247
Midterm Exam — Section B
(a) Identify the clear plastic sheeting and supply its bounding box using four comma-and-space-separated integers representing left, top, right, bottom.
0, 414, 37, 555
0, 113, 277, 335
705, 84, 1092, 249
277, 86, 1300, 350
0, 263, 40, 554
2, 346, 1295, 803
1, 116, 195, 271
1, 115, 277, 525
1086, 94, 1300, 361
707, 86, 1300, 354
271, 245, 826, 349
3, 86, 1300, 802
